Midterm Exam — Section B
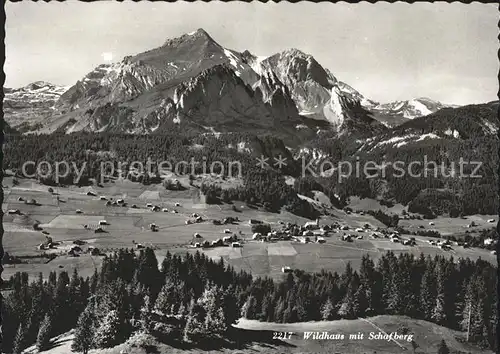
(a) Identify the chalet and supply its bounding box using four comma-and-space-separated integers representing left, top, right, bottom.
212, 239, 223, 247
202, 240, 210, 248
192, 213, 199, 218
75, 209, 83, 214
171, 210, 178, 214
281, 266, 293, 273
223, 236, 233, 243
223, 229, 231, 234
194, 242, 201, 248
491, 250, 497, 255
146, 203, 153, 208
17, 197, 24, 201
194, 233, 202, 238
100, 196, 107, 200
231, 242, 241, 248
117, 199, 124, 204
340, 225, 349, 230
99, 220, 108, 225
356, 235, 363, 240
131, 204, 137, 208
38, 243, 46, 250
483, 238, 496, 246
342, 235, 352, 242
223, 217, 237, 224
428, 222, 435, 226
252, 233, 262, 240
316, 237, 326, 243
467, 222, 476, 228
249, 219, 262, 225
7, 209, 20, 214
391, 238, 400, 243
195, 216, 203, 223
149, 223, 159, 232
136, 244, 145, 249
86, 191, 97, 196
151, 205, 161, 212
175, 203, 181, 207
185, 220, 192, 225
355, 228, 364, 232
487, 219, 495, 223
304, 219, 320, 230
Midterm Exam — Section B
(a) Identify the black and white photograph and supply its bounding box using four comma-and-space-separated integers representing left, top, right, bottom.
1, 2, 498, 354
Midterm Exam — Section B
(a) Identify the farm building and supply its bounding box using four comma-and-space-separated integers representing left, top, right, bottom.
86, 191, 97, 196
100, 196, 107, 200
195, 216, 203, 223
356, 235, 363, 240
194, 242, 201, 248
304, 219, 320, 230
171, 210, 178, 214
483, 238, 496, 246
151, 206, 161, 212
491, 250, 497, 255
194, 233, 202, 238
185, 220, 192, 225
99, 220, 108, 226
146, 203, 153, 208
223, 236, 233, 243
342, 235, 352, 242
281, 266, 293, 273
223, 229, 231, 234
192, 213, 199, 217
75, 209, 83, 214
249, 219, 262, 225
487, 219, 496, 223
117, 199, 124, 204
202, 240, 210, 247
252, 233, 262, 240
355, 228, 364, 232
175, 203, 181, 207
316, 237, 326, 243
7, 209, 20, 214
17, 197, 24, 201
212, 239, 223, 247
429, 222, 435, 226
223, 217, 238, 224
340, 225, 349, 230
163, 208, 169, 212
231, 242, 241, 248
149, 223, 159, 232
136, 244, 145, 249
131, 204, 137, 208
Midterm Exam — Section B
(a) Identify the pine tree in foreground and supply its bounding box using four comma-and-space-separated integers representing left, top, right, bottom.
12, 323, 27, 354
36, 314, 53, 352
72, 304, 96, 354
437, 339, 450, 354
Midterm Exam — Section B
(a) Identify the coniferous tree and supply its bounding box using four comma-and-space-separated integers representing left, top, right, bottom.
36, 314, 52, 352
94, 310, 122, 348
437, 339, 450, 354
72, 303, 96, 354
321, 298, 336, 320
12, 323, 27, 354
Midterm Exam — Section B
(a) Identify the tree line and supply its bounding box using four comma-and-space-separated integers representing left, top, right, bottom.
1, 248, 496, 353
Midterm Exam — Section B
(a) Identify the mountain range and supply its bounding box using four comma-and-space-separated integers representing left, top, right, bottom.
3, 28, 462, 140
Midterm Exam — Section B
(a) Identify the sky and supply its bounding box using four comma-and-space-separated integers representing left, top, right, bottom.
5, 2, 498, 105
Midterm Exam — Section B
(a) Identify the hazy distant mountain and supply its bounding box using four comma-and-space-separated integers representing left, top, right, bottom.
3, 81, 69, 130
3, 29, 466, 138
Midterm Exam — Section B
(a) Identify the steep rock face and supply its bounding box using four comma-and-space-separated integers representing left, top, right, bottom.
3, 81, 68, 129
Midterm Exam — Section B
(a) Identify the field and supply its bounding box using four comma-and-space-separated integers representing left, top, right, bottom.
2, 176, 496, 282
22, 315, 493, 354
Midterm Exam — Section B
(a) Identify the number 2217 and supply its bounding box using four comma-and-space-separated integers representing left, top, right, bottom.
273, 332, 294, 340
